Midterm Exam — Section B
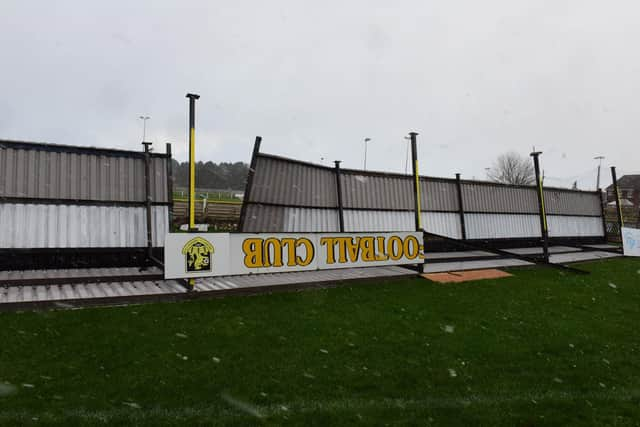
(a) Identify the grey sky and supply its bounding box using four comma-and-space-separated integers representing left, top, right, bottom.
2, 0, 639, 189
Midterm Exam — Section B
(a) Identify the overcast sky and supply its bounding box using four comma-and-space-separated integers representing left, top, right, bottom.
2, 0, 639, 189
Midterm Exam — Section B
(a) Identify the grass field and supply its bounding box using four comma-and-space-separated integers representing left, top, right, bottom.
1, 258, 640, 426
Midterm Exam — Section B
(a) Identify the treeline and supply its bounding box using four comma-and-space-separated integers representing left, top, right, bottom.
172, 160, 249, 190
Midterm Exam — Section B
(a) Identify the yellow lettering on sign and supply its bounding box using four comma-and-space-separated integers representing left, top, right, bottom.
242, 238, 263, 268
360, 236, 376, 262
295, 238, 314, 266
388, 236, 403, 261
403, 236, 420, 260
281, 238, 297, 266
375, 236, 389, 261
346, 237, 360, 262
264, 238, 283, 267
335, 237, 349, 263
320, 237, 337, 264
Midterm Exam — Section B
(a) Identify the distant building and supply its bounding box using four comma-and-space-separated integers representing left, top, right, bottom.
606, 174, 640, 208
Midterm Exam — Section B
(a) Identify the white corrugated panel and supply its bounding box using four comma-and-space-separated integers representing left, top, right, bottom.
297, 209, 463, 236
284, 207, 339, 232
465, 213, 540, 239
344, 210, 413, 232
422, 212, 462, 238
547, 215, 604, 237
0, 204, 168, 248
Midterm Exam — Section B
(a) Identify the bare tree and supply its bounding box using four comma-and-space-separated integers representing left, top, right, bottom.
487, 152, 535, 185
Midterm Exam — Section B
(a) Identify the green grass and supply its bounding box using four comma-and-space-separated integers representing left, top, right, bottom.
1, 258, 640, 426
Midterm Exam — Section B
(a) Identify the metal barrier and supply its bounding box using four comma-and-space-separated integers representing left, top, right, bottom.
0, 140, 172, 269
239, 143, 605, 249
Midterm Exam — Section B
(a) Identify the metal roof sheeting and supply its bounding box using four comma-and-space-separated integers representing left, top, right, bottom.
547, 215, 604, 237
421, 179, 459, 212
241, 152, 605, 240
422, 212, 462, 238
0, 204, 168, 248
461, 182, 539, 213
544, 190, 601, 216
242, 204, 286, 232
0, 145, 169, 203
341, 173, 414, 210
250, 156, 337, 207
284, 207, 339, 232
344, 210, 414, 232
464, 213, 541, 239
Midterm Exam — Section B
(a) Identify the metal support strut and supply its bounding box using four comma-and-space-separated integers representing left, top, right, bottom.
185, 93, 200, 290
530, 151, 549, 262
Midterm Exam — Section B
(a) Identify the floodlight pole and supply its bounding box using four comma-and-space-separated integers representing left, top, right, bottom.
611, 166, 624, 242
364, 138, 371, 170
594, 156, 604, 190
530, 151, 549, 262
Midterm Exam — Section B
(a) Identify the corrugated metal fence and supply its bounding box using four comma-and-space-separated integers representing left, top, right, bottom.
240, 152, 605, 243
0, 140, 171, 250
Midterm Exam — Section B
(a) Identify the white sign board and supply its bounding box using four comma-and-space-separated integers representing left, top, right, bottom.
622, 227, 640, 257
164, 232, 424, 279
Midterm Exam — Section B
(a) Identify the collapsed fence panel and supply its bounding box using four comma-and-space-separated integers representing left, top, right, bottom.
240, 151, 606, 246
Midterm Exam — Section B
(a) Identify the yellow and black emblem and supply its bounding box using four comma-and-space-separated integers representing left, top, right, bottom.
182, 237, 214, 273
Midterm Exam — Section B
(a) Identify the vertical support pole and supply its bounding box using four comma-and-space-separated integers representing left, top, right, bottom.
166, 143, 174, 229
530, 151, 549, 262
455, 173, 467, 240
238, 136, 262, 231
334, 160, 345, 232
186, 93, 200, 232
410, 132, 422, 231
142, 142, 153, 262
409, 132, 424, 274
597, 188, 607, 242
611, 166, 624, 242
186, 93, 200, 290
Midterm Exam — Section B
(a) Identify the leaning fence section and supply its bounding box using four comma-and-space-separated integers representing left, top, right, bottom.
0, 140, 172, 269
239, 151, 605, 246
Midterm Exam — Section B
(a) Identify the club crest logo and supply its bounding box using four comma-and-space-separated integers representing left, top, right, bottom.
182, 237, 214, 273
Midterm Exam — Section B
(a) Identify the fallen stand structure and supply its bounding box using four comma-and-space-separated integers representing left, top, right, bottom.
0, 135, 622, 309
239, 137, 619, 272
240, 139, 606, 248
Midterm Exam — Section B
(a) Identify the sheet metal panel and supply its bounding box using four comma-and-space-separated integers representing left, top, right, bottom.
0, 204, 168, 248
241, 204, 286, 232
422, 212, 462, 238
547, 215, 604, 237
284, 207, 339, 232
341, 173, 414, 210
340, 175, 459, 212
0, 146, 169, 202
250, 156, 337, 207
544, 190, 601, 216
461, 182, 539, 213
344, 209, 414, 232
421, 179, 459, 212
464, 213, 541, 239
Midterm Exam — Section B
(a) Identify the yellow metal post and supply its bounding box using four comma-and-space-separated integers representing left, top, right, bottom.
186, 93, 200, 289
